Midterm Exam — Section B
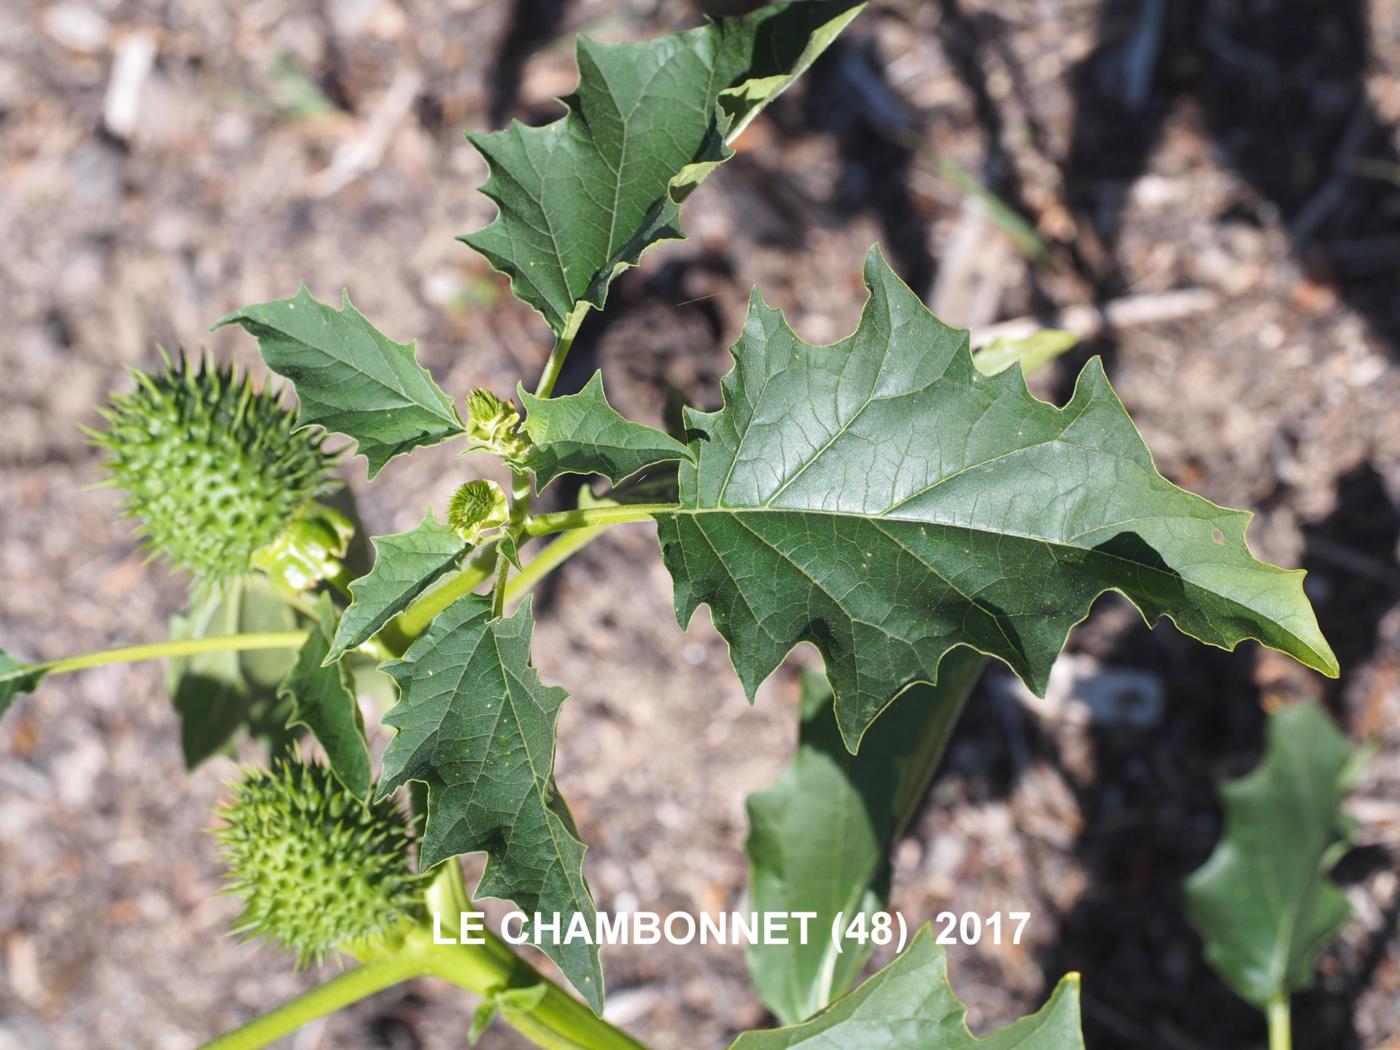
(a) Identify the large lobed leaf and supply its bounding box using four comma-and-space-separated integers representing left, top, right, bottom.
745, 661, 981, 1023
216, 287, 464, 478
730, 925, 1084, 1049
376, 595, 602, 1012
462, 1, 864, 335
744, 320, 1076, 1024
520, 371, 691, 490
1184, 701, 1364, 1011
656, 246, 1337, 750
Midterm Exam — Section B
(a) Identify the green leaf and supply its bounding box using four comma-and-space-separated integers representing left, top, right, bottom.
656, 246, 1337, 750
280, 594, 372, 799
0, 650, 45, 722
462, 1, 864, 334
746, 658, 982, 1024
520, 372, 692, 490
168, 576, 300, 768
745, 318, 1070, 1023
730, 925, 1084, 1049
1183, 701, 1364, 1011
328, 511, 470, 663
215, 287, 465, 478
470, 984, 549, 1044
376, 595, 602, 1011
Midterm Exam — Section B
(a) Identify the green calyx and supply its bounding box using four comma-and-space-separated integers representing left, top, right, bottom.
465, 388, 531, 461
448, 479, 509, 543
253, 503, 355, 598
216, 759, 427, 966
92, 353, 337, 580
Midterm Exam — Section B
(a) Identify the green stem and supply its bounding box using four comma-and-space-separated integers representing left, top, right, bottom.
195, 937, 644, 1050
394, 542, 500, 638
422, 941, 645, 1050
503, 524, 609, 609
395, 502, 644, 638
892, 653, 984, 838
196, 955, 432, 1050
326, 565, 354, 598
525, 504, 673, 538
1268, 994, 1291, 1050
534, 304, 589, 400
204, 866, 646, 1050
28, 632, 308, 679
491, 549, 510, 619
511, 466, 535, 519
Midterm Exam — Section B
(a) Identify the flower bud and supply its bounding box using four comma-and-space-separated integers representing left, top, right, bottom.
447, 479, 509, 543
465, 387, 531, 461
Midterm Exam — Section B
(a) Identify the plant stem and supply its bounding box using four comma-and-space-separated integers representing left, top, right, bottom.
194, 940, 645, 1050
534, 303, 589, 400
396, 501, 640, 636
892, 654, 983, 837
394, 542, 500, 638
525, 504, 674, 538
511, 464, 535, 513
27, 632, 308, 679
503, 524, 609, 609
195, 955, 432, 1050
491, 549, 509, 618
422, 862, 644, 1047
421, 941, 645, 1050
1268, 994, 1291, 1050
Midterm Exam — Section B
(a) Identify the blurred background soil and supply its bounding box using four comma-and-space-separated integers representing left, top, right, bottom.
2, 0, 1399, 1047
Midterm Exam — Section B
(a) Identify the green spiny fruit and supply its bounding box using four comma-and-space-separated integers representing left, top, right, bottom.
91, 352, 336, 579
217, 759, 426, 965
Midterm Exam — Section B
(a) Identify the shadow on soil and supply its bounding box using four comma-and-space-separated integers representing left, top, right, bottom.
1065, 0, 1400, 351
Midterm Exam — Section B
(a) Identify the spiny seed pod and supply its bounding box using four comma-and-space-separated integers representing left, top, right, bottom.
448, 479, 509, 542
91, 352, 337, 580
217, 760, 426, 966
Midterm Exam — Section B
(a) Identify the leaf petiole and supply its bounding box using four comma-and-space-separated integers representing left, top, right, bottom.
534, 303, 588, 400
18, 632, 308, 680
11, 520, 620, 702
491, 549, 509, 618
394, 541, 501, 638
524, 504, 674, 538
195, 955, 432, 1050
1269, 995, 1292, 1050
395, 503, 658, 638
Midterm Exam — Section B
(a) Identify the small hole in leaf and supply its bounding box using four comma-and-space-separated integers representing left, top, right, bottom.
1212, 529, 1224, 544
